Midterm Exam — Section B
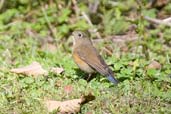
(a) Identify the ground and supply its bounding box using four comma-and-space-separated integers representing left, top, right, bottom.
0, 0, 171, 114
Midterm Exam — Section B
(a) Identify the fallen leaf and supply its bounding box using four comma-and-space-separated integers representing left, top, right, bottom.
50, 67, 64, 74
45, 93, 95, 113
45, 99, 81, 113
86, 112, 93, 114
64, 85, 73, 94
147, 60, 161, 69
10, 61, 48, 76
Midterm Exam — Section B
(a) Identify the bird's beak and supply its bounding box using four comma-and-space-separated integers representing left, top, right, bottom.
71, 35, 76, 45
72, 31, 76, 35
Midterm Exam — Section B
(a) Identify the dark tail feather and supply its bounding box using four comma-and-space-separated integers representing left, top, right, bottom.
107, 75, 119, 85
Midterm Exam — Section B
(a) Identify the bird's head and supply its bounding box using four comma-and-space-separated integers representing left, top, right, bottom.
72, 31, 90, 45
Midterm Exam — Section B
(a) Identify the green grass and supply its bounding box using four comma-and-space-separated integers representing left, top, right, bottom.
0, 40, 170, 113
0, 0, 171, 114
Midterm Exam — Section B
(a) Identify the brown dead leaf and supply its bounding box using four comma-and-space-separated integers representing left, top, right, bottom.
64, 85, 73, 94
10, 61, 48, 76
50, 67, 64, 74
147, 60, 161, 69
45, 93, 95, 113
45, 99, 81, 113
86, 112, 93, 114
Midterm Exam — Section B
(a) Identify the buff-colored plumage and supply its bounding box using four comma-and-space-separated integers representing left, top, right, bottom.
72, 31, 118, 84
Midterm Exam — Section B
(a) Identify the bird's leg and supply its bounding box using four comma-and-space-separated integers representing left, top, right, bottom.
86, 74, 92, 82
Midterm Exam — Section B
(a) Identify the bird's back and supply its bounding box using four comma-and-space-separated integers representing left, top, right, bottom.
73, 39, 112, 76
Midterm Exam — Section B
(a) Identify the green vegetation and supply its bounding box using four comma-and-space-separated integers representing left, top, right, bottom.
0, 0, 171, 113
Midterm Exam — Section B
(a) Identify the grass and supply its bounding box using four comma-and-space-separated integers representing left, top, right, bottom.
0, 40, 170, 113
0, 0, 171, 114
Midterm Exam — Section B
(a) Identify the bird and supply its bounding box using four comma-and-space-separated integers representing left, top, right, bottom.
72, 31, 119, 84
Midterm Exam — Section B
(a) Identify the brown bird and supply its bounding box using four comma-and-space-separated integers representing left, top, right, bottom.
72, 31, 119, 84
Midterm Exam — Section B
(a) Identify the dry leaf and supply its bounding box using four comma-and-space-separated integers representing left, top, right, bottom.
45, 99, 81, 113
45, 93, 95, 113
86, 112, 93, 114
147, 60, 161, 69
50, 67, 64, 74
10, 61, 48, 76
64, 85, 73, 94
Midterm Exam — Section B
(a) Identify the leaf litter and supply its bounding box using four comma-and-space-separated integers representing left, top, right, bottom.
10, 62, 65, 76
45, 93, 95, 113
10, 61, 48, 76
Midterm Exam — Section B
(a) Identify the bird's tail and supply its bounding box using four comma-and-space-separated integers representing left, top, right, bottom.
107, 74, 119, 85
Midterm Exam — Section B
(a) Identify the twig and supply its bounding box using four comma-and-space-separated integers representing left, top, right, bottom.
88, 0, 99, 13
0, 0, 4, 11
102, 47, 113, 56
163, 17, 171, 23
72, 0, 102, 39
81, 11, 93, 27
92, 32, 138, 43
38, 0, 57, 39
0, 21, 20, 30
144, 16, 171, 27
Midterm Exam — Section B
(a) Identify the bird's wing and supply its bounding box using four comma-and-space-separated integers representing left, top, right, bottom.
75, 44, 110, 76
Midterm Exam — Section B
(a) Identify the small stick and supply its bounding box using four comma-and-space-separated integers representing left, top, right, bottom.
144, 16, 171, 27
72, 0, 102, 39
38, 0, 57, 39
0, 0, 4, 11
163, 17, 171, 23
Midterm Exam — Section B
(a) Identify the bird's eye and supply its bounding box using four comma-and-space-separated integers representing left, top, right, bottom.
78, 33, 82, 38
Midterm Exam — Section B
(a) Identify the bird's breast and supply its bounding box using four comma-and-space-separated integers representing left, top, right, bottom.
72, 51, 94, 73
